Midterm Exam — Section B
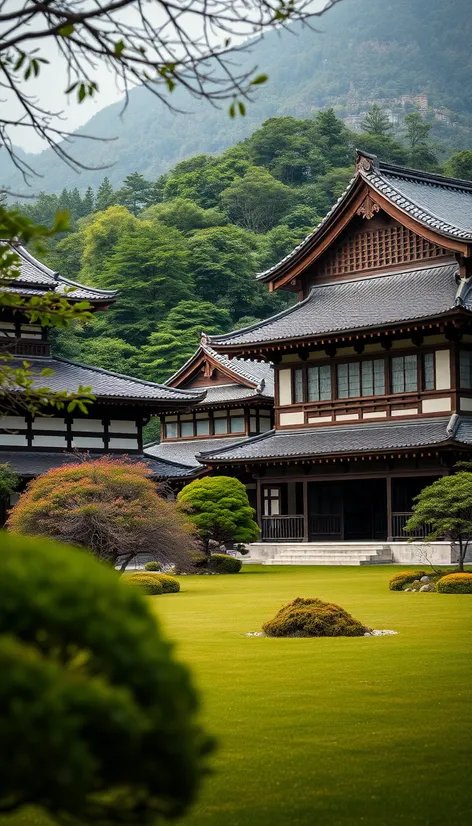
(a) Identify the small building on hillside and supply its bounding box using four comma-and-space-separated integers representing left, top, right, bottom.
0, 242, 206, 515
144, 342, 273, 499
197, 151, 472, 563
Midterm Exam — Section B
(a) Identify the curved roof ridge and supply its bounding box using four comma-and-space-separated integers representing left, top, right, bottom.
376, 159, 472, 192
363, 167, 471, 239
52, 356, 206, 399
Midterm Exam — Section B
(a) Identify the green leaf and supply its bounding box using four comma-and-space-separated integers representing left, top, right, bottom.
114, 40, 125, 57
238, 101, 246, 116
250, 74, 269, 86
58, 23, 75, 37
228, 102, 236, 119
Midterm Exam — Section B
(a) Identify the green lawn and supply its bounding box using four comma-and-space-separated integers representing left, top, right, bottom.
3, 565, 472, 826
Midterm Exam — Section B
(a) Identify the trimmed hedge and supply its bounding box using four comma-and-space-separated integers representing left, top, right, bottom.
262, 597, 369, 638
125, 573, 163, 595
208, 554, 242, 574
154, 574, 181, 593
437, 573, 472, 594
389, 571, 429, 591
144, 561, 161, 572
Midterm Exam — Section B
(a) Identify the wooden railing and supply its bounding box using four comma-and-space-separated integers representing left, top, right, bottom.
261, 515, 305, 540
309, 514, 342, 538
392, 512, 431, 540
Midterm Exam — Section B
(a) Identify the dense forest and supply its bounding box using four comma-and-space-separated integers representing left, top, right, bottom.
1, 0, 472, 193
13, 108, 472, 418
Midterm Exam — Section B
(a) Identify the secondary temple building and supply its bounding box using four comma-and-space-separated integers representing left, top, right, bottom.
193, 151, 472, 559
144, 341, 273, 496
0, 242, 208, 508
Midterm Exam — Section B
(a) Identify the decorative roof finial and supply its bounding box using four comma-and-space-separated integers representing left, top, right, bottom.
200, 331, 208, 345
355, 150, 379, 173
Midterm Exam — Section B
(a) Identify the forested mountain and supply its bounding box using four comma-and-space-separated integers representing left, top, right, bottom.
1, 0, 471, 194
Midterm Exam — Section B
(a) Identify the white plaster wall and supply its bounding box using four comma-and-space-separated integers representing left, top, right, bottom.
363, 411, 387, 419
33, 435, 68, 447
308, 415, 333, 424
108, 437, 139, 450
391, 408, 418, 417
460, 397, 472, 411
390, 542, 454, 564
33, 418, 67, 431
336, 413, 359, 422
72, 436, 104, 448
435, 350, 451, 390
279, 411, 304, 426
73, 419, 104, 433
109, 420, 138, 434
0, 434, 27, 446
278, 369, 292, 406
421, 397, 451, 414
0, 416, 27, 429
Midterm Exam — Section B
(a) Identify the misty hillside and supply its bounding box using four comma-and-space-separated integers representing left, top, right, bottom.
2, 0, 472, 194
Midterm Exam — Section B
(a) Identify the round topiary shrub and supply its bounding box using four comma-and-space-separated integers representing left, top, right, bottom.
144, 560, 161, 572
0, 533, 211, 824
437, 573, 472, 593
125, 573, 164, 595
208, 553, 242, 574
154, 574, 181, 593
389, 571, 429, 591
262, 597, 370, 637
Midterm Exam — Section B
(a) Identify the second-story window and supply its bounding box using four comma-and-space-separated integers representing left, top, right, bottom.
391, 354, 418, 393
460, 350, 472, 389
308, 365, 332, 401
196, 418, 210, 436
423, 353, 435, 390
294, 368, 304, 403
337, 362, 360, 398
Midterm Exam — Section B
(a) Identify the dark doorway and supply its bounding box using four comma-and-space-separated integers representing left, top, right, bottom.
308, 479, 387, 541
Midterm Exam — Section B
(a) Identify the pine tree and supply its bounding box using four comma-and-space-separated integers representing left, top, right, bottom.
95, 177, 116, 211
361, 104, 392, 136
116, 172, 153, 215
81, 186, 95, 216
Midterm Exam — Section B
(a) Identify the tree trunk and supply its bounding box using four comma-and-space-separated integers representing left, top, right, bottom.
458, 537, 464, 572
119, 553, 135, 574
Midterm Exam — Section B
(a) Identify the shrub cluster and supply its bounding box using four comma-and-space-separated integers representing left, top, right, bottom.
125, 573, 164, 595
208, 554, 242, 574
437, 573, 472, 593
154, 574, 181, 593
262, 597, 369, 638
389, 571, 429, 591
144, 561, 161, 572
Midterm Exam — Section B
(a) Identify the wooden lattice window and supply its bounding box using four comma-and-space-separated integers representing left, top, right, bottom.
317, 226, 449, 279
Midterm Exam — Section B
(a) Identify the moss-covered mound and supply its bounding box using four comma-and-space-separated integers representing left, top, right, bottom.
437, 573, 472, 593
389, 571, 429, 591
262, 597, 370, 638
124, 573, 163, 595
208, 554, 242, 574
153, 573, 181, 593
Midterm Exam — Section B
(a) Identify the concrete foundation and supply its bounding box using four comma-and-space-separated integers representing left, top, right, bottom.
244, 541, 466, 566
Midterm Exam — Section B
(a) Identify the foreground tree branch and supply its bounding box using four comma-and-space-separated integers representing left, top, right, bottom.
0, 0, 343, 182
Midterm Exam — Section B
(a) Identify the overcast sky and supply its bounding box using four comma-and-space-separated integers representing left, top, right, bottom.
2, 0, 328, 154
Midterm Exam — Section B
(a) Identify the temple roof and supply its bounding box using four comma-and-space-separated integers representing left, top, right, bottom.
13, 355, 205, 405
199, 415, 472, 464
257, 151, 472, 286
208, 262, 469, 350
144, 435, 247, 470
0, 449, 187, 480
166, 343, 273, 404
1, 242, 116, 306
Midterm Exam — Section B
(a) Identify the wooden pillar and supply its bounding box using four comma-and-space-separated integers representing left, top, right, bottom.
255, 477, 262, 537
386, 475, 393, 541
302, 480, 309, 542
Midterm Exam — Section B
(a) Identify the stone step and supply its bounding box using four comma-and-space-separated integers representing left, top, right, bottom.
245, 541, 393, 566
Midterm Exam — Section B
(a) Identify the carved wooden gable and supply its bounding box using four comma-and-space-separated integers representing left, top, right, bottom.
313, 210, 451, 284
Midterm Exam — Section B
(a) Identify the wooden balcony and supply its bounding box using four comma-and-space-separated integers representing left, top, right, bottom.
261, 515, 304, 540
392, 512, 432, 540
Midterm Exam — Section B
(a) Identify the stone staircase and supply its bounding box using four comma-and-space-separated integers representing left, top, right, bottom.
245, 542, 393, 566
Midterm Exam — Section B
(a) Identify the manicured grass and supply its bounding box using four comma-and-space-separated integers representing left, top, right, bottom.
3, 565, 472, 826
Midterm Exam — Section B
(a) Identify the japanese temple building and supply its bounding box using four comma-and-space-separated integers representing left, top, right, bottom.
0, 242, 208, 506
144, 341, 273, 493
192, 151, 472, 562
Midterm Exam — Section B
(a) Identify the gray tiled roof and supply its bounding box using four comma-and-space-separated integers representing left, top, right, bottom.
0, 450, 184, 479
166, 344, 273, 402
201, 416, 472, 463
144, 436, 248, 469
366, 163, 472, 239
257, 153, 472, 283
1, 242, 117, 303
209, 263, 467, 347
197, 384, 272, 404
13, 356, 205, 403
